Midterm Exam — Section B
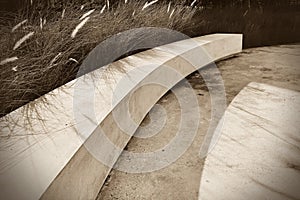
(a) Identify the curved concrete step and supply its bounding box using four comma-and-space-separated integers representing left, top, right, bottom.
0, 34, 242, 200
198, 82, 300, 200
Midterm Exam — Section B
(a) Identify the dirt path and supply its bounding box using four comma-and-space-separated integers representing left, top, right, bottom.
97, 44, 300, 200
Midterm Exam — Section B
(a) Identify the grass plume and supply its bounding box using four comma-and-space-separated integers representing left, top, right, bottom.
13, 31, 35, 50
71, 16, 90, 38
0, 0, 299, 117
142, 0, 159, 11
0, 57, 18, 66
79, 9, 95, 20
11, 19, 28, 32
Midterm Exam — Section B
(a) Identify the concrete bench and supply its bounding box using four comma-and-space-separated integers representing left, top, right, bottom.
198, 82, 300, 200
0, 34, 242, 200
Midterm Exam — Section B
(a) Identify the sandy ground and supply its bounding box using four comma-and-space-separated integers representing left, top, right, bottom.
97, 44, 300, 200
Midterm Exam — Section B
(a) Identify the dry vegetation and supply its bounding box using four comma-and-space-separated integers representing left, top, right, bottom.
0, 0, 196, 116
0, 0, 299, 117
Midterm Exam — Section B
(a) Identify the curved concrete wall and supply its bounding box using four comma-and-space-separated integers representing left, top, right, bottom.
198, 82, 300, 200
0, 34, 242, 200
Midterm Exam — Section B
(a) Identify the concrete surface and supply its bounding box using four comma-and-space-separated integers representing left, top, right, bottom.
0, 34, 242, 200
97, 44, 300, 200
199, 82, 300, 200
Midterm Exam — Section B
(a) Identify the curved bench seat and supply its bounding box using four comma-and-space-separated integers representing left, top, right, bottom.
0, 34, 242, 200
198, 82, 300, 200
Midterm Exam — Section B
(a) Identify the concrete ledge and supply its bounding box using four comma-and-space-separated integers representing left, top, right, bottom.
198, 82, 300, 200
0, 34, 242, 200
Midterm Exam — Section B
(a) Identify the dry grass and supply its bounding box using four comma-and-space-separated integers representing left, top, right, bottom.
0, 0, 299, 117
0, 0, 196, 117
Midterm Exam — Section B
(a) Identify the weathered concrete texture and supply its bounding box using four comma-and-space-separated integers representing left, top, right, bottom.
218, 44, 300, 103
198, 82, 300, 200
97, 44, 300, 200
0, 34, 242, 200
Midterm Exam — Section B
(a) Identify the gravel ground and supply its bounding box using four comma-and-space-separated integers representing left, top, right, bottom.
97, 44, 300, 200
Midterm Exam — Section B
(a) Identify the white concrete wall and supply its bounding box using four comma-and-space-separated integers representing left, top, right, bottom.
0, 34, 242, 200
199, 82, 300, 200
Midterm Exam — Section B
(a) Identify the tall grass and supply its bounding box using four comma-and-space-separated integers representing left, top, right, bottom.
0, 0, 299, 117
0, 1, 196, 117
